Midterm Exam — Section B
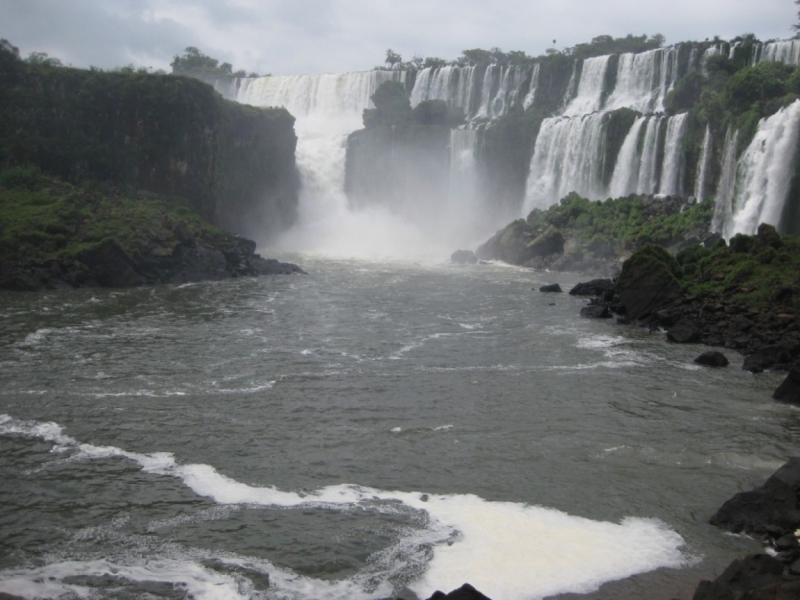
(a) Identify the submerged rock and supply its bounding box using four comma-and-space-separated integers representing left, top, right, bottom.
451, 249, 478, 264
539, 283, 562, 293
569, 279, 613, 297
581, 304, 611, 318
694, 351, 729, 367
426, 584, 492, 600
667, 318, 701, 343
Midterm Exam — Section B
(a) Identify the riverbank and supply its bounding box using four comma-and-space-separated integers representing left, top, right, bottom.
0, 168, 303, 291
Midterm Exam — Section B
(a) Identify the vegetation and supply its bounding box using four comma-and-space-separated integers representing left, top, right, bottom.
0, 40, 299, 240
525, 192, 714, 252
362, 81, 464, 129
170, 46, 262, 80
0, 167, 235, 263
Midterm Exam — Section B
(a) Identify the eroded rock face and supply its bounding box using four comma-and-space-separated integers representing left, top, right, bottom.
569, 279, 613, 297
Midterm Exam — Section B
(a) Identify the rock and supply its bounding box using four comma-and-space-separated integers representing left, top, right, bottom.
475, 221, 530, 264
251, 258, 305, 275
775, 533, 798, 552
691, 554, 787, 600
710, 458, 800, 535
694, 351, 729, 367
539, 283, 562, 293
451, 249, 478, 264
78, 239, 145, 287
744, 344, 796, 373
667, 318, 701, 343
426, 584, 492, 600
581, 304, 611, 318
526, 225, 564, 257
169, 243, 230, 283
615, 245, 683, 320
569, 279, 613, 297
773, 366, 800, 405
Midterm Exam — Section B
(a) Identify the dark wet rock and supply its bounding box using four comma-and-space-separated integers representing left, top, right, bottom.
169, 243, 230, 283
667, 318, 702, 343
539, 283, 562, 293
0, 594, 27, 600
78, 239, 145, 288
451, 249, 478, 265
526, 225, 564, 257
569, 279, 613, 297
710, 458, 800, 535
614, 245, 683, 321
743, 345, 797, 373
581, 304, 612, 319
773, 366, 800, 405
426, 583, 493, 600
694, 351, 729, 367
691, 554, 788, 600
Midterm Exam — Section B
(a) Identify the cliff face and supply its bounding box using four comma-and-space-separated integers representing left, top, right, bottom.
0, 49, 299, 241
345, 124, 450, 217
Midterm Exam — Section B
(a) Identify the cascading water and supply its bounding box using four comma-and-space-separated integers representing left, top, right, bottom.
522, 63, 540, 109
694, 126, 713, 200
563, 56, 611, 116
608, 116, 647, 198
448, 129, 482, 228
409, 65, 478, 115
659, 113, 689, 196
224, 71, 455, 257
719, 100, 800, 238
712, 128, 740, 234
523, 113, 607, 212
604, 47, 680, 113
636, 116, 665, 195
753, 40, 800, 66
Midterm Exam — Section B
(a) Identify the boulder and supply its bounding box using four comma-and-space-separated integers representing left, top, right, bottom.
169, 243, 230, 283
569, 279, 613, 297
691, 554, 787, 600
539, 283, 562, 293
773, 366, 800, 405
476, 221, 530, 264
615, 245, 683, 320
426, 584, 492, 600
694, 351, 729, 367
667, 318, 701, 343
709, 457, 800, 535
451, 249, 478, 264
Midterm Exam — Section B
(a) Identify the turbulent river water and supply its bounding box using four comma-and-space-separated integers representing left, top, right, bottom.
0, 256, 797, 600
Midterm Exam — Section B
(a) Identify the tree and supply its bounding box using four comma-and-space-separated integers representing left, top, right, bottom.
0, 38, 19, 58
385, 49, 402, 69
422, 57, 447, 69
795, 0, 800, 35
26, 51, 62, 67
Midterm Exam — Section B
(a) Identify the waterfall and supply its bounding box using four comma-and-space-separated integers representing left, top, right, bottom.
608, 116, 647, 198
636, 116, 665, 195
563, 56, 611, 116
658, 113, 688, 196
449, 129, 481, 228
712, 128, 740, 234
226, 70, 463, 257
409, 66, 478, 115
605, 48, 679, 113
721, 100, 800, 238
523, 113, 607, 212
754, 40, 800, 66
694, 126, 712, 200
475, 65, 498, 119
523, 64, 540, 110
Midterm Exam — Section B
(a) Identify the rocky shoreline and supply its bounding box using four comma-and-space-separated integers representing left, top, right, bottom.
0, 233, 304, 292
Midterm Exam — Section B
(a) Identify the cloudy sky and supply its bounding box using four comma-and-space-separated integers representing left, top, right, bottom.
0, 0, 796, 76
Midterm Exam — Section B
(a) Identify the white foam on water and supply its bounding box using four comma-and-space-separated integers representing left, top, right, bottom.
576, 335, 628, 350
0, 415, 689, 600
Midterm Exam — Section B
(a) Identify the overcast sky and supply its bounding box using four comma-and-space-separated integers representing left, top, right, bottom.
1, 0, 797, 76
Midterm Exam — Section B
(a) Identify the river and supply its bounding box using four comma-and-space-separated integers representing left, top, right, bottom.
0, 256, 795, 600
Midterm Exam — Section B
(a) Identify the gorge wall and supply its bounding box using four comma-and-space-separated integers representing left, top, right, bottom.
0, 47, 300, 241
